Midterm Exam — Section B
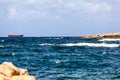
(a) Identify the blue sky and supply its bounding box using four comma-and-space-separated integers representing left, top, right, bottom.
0, 0, 120, 37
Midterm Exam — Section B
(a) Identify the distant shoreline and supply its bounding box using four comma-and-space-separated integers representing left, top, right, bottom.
78, 32, 120, 38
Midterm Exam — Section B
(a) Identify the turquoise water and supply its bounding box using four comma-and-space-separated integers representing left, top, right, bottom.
0, 37, 120, 80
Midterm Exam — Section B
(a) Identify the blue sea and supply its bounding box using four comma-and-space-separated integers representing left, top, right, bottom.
0, 37, 120, 80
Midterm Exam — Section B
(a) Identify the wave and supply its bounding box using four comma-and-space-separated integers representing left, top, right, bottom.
53, 37, 63, 40
0, 45, 4, 48
1, 40, 5, 42
39, 43, 54, 46
99, 38, 120, 42
60, 43, 119, 48
39, 43, 119, 48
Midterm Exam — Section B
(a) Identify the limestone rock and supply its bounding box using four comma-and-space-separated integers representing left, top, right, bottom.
11, 75, 36, 80
79, 32, 120, 38
0, 62, 36, 80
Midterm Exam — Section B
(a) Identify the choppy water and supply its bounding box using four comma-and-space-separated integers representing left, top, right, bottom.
0, 37, 120, 80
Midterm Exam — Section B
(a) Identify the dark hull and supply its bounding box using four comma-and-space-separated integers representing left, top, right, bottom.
8, 35, 24, 38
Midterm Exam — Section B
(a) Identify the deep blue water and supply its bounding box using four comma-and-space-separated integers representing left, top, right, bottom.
0, 37, 120, 80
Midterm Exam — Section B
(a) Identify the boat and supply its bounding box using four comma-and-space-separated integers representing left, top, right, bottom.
8, 34, 24, 38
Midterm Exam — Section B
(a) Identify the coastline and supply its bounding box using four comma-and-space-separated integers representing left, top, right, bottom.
78, 32, 120, 38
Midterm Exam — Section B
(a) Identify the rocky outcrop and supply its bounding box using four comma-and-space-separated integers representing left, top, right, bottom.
0, 62, 36, 80
79, 33, 120, 38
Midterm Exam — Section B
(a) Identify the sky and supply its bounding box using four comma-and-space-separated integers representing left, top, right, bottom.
0, 0, 120, 37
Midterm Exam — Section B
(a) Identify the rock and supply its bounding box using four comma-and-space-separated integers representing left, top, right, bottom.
11, 75, 36, 80
0, 62, 36, 80
79, 32, 120, 38
0, 74, 10, 80
18, 68, 28, 75
0, 62, 19, 77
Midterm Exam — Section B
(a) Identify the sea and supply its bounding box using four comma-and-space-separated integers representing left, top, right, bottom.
0, 37, 120, 80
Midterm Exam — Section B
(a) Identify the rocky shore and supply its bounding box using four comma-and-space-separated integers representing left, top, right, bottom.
79, 33, 120, 38
0, 62, 36, 80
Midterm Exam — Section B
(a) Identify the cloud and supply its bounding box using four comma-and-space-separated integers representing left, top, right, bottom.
22, 10, 48, 19
0, 0, 114, 20
114, 0, 120, 3
82, 2, 111, 14
25, 0, 36, 4
66, 1, 79, 10
8, 8, 18, 19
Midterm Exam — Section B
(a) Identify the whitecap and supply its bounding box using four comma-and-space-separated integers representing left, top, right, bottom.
55, 60, 61, 64
99, 38, 120, 42
53, 37, 63, 40
59, 43, 119, 48
11, 53, 15, 56
38, 42, 119, 48
0, 45, 4, 48
1, 40, 5, 42
39, 43, 54, 46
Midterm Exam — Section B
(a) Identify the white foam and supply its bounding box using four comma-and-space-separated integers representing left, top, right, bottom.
1, 40, 5, 42
39, 42, 119, 48
53, 37, 63, 40
39, 43, 54, 46
60, 43, 119, 48
0, 45, 4, 48
12, 53, 15, 56
55, 60, 61, 64
99, 38, 120, 42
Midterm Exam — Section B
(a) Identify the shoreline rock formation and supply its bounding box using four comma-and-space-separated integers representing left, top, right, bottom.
0, 62, 36, 80
79, 33, 120, 38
